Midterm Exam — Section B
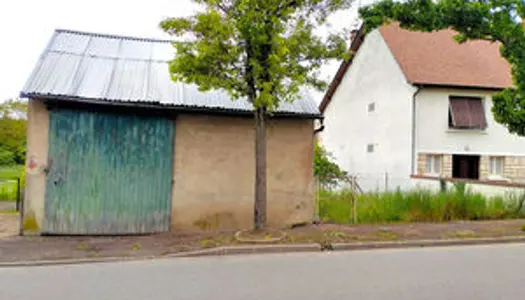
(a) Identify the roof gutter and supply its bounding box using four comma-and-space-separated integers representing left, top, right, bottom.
411, 86, 422, 175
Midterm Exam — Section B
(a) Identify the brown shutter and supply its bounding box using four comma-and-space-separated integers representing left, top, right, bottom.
449, 97, 471, 128
449, 97, 486, 129
467, 98, 487, 129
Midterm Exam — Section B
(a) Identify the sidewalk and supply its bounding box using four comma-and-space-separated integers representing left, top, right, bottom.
1, 217, 524, 265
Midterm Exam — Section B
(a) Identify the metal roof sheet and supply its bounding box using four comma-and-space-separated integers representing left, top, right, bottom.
21, 29, 320, 117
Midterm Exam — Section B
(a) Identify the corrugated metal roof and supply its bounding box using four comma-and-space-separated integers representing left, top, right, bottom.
21, 29, 320, 117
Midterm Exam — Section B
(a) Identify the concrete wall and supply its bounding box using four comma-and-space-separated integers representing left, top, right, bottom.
321, 29, 417, 191
415, 88, 525, 156
171, 114, 314, 231
23, 99, 49, 232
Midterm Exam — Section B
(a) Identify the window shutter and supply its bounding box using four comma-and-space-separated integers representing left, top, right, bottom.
468, 98, 487, 129
449, 97, 486, 129
449, 97, 471, 128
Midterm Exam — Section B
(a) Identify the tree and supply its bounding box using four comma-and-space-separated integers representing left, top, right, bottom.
160, 0, 352, 230
0, 99, 28, 165
359, 0, 525, 136
314, 142, 347, 189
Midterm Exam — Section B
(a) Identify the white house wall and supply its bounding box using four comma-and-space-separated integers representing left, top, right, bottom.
321, 29, 416, 191
415, 88, 525, 156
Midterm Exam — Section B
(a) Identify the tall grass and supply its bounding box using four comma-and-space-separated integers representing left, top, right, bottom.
319, 184, 525, 224
0, 165, 24, 201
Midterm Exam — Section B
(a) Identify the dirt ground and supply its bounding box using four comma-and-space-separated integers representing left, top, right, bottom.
1, 214, 524, 263
0, 212, 18, 239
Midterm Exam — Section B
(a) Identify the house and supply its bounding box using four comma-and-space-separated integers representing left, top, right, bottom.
20, 29, 319, 235
319, 23, 525, 192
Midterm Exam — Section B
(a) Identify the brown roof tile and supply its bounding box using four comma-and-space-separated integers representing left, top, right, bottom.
379, 23, 512, 89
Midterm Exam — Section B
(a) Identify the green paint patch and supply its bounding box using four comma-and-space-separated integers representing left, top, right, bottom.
22, 215, 39, 232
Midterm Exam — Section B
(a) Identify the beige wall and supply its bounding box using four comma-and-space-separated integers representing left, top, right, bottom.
417, 152, 525, 184
23, 99, 49, 232
171, 114, 315, 231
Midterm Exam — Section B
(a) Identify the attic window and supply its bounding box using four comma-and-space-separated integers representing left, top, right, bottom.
368, 102, 376, 112
448, 97, 487, 129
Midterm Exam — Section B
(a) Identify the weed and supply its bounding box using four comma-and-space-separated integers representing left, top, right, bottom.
521, 224, 525, 232
76, 244, 90, 251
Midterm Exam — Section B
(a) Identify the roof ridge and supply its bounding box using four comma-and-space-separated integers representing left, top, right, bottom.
54, 28, 174, 43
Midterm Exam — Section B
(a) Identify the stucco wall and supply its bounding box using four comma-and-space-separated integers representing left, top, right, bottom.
416, 88, 525, 156
321, 29, 417, 191
23, 99, 49, 232
171, 114, 314, 231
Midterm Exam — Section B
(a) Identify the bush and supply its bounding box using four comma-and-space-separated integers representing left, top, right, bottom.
318, 185, 525, 224
0, 149, 15, 166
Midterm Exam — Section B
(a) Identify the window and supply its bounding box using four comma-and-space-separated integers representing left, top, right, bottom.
367, 144, 374, 153
452, 155, 480, 180
489, 157, 504, 175
448, 97, 487, 129
368, 102, 375, 112
425, 155, 442, 174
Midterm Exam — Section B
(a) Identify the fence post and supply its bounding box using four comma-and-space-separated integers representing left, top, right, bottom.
314, 177, 320, 223
15, 178, 20, 211
351, 175, 357, 224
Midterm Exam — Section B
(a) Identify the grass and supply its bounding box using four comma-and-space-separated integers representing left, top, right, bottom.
319, 184, 525, 224
0, 165, 23, 201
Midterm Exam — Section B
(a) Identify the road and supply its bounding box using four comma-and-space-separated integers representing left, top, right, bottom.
1, 243, 525, 300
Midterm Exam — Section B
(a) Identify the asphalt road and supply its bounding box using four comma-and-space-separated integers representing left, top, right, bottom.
2, 243, 525, 300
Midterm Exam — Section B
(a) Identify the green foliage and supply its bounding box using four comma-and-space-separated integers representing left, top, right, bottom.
0, 165, 24, 201
359, 0, 525, 136
0, 149, 15, 166
319, 186, 525, 224
314, 143, 347, 188
0, 99, 27, 165
160, 0, 352, 108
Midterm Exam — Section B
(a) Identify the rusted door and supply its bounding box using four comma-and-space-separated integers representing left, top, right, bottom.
44, 108, 174, 235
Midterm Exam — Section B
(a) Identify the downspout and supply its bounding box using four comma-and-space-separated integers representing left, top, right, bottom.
314, 117, 325, 134
411, 86, 422, 175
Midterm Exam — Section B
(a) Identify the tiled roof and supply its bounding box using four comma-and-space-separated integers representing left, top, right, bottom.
320, 23, 513, 112
21, 29, 320, 117
380, 23, 512, 89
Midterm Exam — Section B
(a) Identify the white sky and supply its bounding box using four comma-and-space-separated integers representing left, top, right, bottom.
0, 0, 368, 104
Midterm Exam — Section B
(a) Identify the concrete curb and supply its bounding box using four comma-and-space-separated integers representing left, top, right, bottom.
2, 236, 525, 267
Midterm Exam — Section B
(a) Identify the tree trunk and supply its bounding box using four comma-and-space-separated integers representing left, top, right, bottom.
254, 106, 267, 230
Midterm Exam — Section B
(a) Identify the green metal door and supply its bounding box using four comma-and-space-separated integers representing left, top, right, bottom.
44, 108, 174, 235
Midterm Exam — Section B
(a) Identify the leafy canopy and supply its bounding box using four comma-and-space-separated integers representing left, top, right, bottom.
314, 142, 347, 188
360, 0, 525, 135
160, 0, 352, 110
0, 99, 27, 165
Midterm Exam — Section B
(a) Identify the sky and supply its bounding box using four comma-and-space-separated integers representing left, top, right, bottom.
0, 0, 366, 104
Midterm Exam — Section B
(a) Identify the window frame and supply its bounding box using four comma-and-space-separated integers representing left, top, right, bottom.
448, 96, 487, 130
425, 154, 442, 175
367, 102, 376, 113
489, 156, 504, 176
